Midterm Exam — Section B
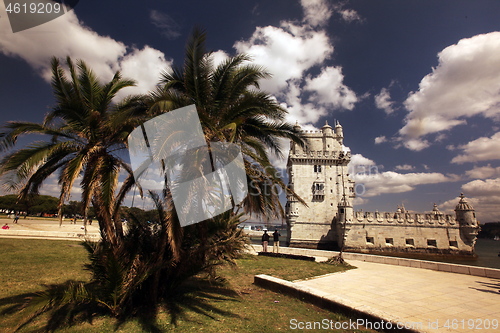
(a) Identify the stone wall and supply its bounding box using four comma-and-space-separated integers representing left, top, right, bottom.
344, 223, 473, 254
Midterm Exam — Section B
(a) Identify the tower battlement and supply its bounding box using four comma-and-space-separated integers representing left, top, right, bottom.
352, 210, 456, 226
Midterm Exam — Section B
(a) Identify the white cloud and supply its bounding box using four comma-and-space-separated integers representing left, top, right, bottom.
211, 50, 230, 68
352, 196, 368, 206
356, 171, 452, 197
0, 6, 125, 81
348, 155, 453, 197
234, 23, 333, 95
39, 175, 82, 199
348, 153, 376, 174
374, 136, 387, 144
300, 0, 332, 27
374, 87, 395, 114
395, 164, 415, 171
0, 3, 172, 96
149, 9, 181, 39
398, 32, 500, 149
331, 3, 363, 23
338, 9, 362, 23
400, 138, 430, 151
116, 46, 173, 99
465, 165, 500, 179
279, 80, 326, 125
233, 3, 357, 131
462, 178, 500, 196
451, 132, 500, 164
304, 66, 357, 110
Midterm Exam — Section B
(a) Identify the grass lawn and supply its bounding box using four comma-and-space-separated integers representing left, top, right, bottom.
0, 238, 376, 332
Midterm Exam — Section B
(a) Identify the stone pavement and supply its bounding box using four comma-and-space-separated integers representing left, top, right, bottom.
294, 259, 500, 333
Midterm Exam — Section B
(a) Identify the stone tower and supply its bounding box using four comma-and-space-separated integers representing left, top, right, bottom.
455, 193, 480, 245
285, 121, 355, 249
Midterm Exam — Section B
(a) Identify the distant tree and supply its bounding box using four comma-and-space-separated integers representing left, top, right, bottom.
29, 195, 59, 215
120, 206, 158, 224
0, 195, 19, 211
62, 200, 83, 217
0, 194, 58, 216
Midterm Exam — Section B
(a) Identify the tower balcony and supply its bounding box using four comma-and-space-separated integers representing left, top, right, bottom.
313, 189, 325, 196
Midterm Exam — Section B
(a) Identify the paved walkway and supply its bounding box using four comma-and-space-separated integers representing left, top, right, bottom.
0, 217, 101, 240
295, 260, 500, 333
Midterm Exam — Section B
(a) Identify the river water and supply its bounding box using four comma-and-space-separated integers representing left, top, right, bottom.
434, 238, 500, 269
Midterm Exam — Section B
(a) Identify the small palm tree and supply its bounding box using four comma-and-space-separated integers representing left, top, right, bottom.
0, 57, 147, 248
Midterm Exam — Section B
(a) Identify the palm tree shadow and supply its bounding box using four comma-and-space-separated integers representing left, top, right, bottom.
0, 292, 38, 316
164, 277, 242, 324
113, 277, 242, 332
1, 277, 241, 333
0, 280, 103, 333
469, 280, 500, 295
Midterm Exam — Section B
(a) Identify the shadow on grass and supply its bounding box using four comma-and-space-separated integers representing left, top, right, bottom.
0, 278, 241, 333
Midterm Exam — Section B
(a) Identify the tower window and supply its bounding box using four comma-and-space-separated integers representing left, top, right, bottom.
405, 239, 414, 246
312, 181, 325, 201
366, 237, 374, 245
427, 239, 437, 247
314, 183, 324, 191
385, 238, 394, 246
449, 241, 458, 248
314, 165, 322, 173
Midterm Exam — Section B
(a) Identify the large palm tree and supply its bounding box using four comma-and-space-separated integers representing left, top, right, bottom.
148, 29, 305, 220
0, 57, 147, 248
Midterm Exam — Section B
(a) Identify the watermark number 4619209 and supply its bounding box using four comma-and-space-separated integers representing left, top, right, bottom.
3, 0, 79, 33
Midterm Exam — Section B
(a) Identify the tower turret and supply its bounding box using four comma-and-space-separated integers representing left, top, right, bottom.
335, 120, 343, 145
322, 120, 333, 136
455, 193, 480, 245
431, 203, 444, 223
293, 120, 301, 132
337, 194, 353, 223
336, 194, 353, 249
322, 120, 334, 151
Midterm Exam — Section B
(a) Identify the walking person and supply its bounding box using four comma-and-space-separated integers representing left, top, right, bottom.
261, 229, 270, 252
13, 213, 19, 224
273, 229, 281, 253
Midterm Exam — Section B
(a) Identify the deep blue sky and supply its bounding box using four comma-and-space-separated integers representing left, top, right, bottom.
1, 0, 500, 221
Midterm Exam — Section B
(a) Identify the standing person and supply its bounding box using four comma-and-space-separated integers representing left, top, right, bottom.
273, 229, 281, 253
13, 213, 19, 224
261, 229, 270, 252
